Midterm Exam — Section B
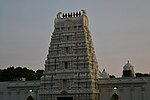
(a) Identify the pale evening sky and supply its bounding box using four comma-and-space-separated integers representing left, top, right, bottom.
0, 0, 150, 76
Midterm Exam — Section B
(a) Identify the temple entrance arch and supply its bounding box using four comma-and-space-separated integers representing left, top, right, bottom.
111, 93, 119, 100
26, 95, 34, 100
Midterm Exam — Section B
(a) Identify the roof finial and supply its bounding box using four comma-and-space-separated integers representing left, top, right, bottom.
81, 9, 86, 15
102, 69, 105, 72
56, 12, 62, 18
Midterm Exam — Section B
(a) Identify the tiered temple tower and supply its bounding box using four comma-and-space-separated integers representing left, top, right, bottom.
39, 10, 99, 100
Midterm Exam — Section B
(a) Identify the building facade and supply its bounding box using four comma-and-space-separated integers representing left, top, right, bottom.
99, 77, 150, 100
0, 10, 150, 100
0, 81, 40, 100
99, 61, 150, 100
39, 10, 99, 100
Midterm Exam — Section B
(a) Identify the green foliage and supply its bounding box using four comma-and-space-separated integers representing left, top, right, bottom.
0, 67, 43, 81
36, 69, 44, 80
135, 73, 150, 77
109, 75, 116, 78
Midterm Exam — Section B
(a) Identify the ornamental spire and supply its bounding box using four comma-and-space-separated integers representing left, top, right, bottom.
56, 10, 86, 18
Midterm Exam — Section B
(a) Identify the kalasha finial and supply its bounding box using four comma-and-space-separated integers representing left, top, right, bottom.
62, 13, 65, 18
68, 13, 70, 17
60, 10, 85, 18
102, 69, 105, 72
73, 12, 76, 17
70, 12, 73, 17
56, 12, 62, 18
65, 13, 67, 18
79, 11, 81, 16
81, 9, 86, 15
76, 12, 78, 17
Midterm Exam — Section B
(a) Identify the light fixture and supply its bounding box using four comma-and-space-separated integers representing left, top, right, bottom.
113, 87, 118, 90
29, 89, 33, 92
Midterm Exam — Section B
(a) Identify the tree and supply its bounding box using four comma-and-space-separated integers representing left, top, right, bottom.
135, 73, 150, 77
109, 75, 116, 78
0, 67, 44, 81
36, 70, 44, 80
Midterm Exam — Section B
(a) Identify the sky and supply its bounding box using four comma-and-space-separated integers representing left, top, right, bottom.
0, 0, 150, 76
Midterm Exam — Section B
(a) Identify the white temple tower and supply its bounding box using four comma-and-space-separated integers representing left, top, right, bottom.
39, 10, 99, 100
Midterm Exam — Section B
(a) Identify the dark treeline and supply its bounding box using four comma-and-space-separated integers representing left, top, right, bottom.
109, 73, 150, 78
135, 73, 150, 77
0, 67, 43, 81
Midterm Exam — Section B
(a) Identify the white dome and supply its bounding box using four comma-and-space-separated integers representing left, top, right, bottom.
101, 69, 109, 78
40, 75, 52, 80
40, 75, 44, 80
123, 60, 134, 71
122, 60, 135, 77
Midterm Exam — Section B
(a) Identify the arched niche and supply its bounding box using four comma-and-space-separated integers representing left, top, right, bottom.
111, 93, 119, 100
26, 95, 34, 100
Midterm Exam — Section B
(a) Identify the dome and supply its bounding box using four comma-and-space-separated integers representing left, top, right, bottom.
101, 69, 109, 78
40, 75, 44, 80
40, 75, 52, 80
122, 60, 135, 77
123, 60, 134, 71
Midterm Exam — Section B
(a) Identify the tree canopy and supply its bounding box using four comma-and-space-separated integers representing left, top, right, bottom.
135, 73, 150, 77
0, 67, 43, 81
